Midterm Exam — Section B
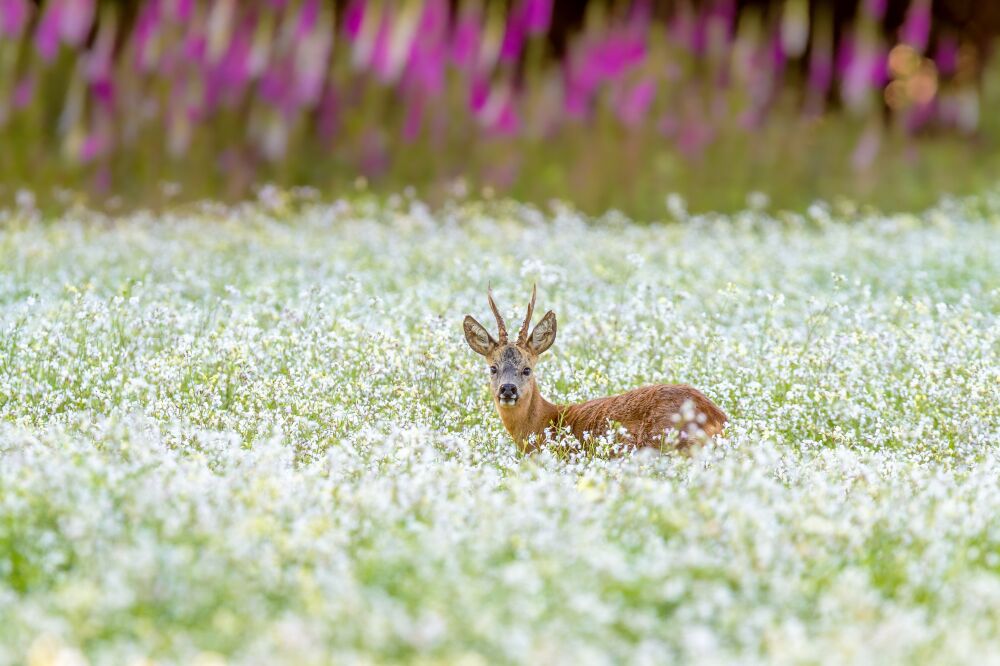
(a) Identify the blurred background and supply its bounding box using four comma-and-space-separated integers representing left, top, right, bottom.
0, 0, 998, 216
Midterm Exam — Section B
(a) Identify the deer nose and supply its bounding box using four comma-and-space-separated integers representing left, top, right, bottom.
499, 384, 518, 399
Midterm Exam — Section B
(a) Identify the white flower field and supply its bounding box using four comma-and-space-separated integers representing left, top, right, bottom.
1, 193, 998, 664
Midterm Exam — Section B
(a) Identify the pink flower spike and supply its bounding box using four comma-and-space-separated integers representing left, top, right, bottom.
900, 0, 932, 53
80, 132, 105, 163
658, 112, 678, 137
851, 124, 881, 170
493, 99, 521, 136
617, 79, 656, 127
344, 0, 365, 40
500, 10, 527, 62
92, 165, 112, 193
524, 0, 552, 35
294, 20, 333, 106
451, 14, 481, 68
0, 0, 30, 38
864, 0, 888, 21
808, 48, 833, 94
869, 46, 889, 87
34, 3, 62, 61
59, 0, 95, 46
676, 119, 714, 158
402, 96, 424, 142
935, 37, 958, 76
12, 75, 35, 109
317, 83, 339, 141
133, 0, 163, 71
297, 0, 320, 39
167, 0, 194, 22
469, 75, 490, 113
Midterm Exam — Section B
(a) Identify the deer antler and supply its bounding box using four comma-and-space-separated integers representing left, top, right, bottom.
487, 284, 508, 344
517, 283, 536, 346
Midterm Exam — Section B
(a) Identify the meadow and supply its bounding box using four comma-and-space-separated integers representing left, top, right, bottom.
0, 190, 998, 664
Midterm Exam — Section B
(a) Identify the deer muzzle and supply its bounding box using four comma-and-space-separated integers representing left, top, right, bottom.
498, 383, 519, 406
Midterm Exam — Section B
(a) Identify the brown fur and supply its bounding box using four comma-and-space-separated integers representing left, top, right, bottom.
465, 287, 728, 453
494, 375, 726, 453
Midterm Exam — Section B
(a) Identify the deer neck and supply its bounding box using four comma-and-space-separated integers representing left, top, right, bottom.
495, 382, 561, 450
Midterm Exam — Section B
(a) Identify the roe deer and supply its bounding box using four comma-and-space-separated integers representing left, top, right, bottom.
463, 285, 727, 452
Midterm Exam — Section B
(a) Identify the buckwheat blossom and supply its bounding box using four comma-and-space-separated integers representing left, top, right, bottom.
0, 191, 998, 663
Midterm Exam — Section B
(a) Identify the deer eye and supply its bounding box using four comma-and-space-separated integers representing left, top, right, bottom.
522, 367, 531, 376
490, 365, 498, 374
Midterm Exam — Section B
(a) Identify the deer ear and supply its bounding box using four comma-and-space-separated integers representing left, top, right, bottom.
527, 310, 557, 355
463, 315, 497, 356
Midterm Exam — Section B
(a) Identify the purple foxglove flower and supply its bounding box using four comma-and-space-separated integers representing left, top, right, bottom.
34, 2, 62, 61
864, 0, 888, 21
12, 74, 34, 109
712, 0, 737, 32
808, 44, 833, 94
523, 0, 552, 35
92, 165, 111, 193
368, 14, 393, 79
402, 95, 423, 141
404, 8, 447, 96
770, 31, 786, 70
294, 28, 332, 106
183, 31, 208, 64
317, 83, 339, 141
851, 123, 881, 170
617, 79, 656, 127
562, 64, 589, 119
133, 0, 163, 71
59, 0, 95, 46
0, 0, 29, 37
483, 157, 519, 189
419, 0, 448, 38
500, 8, 526, 62
296, 0, 319, 39
842, 46, 876, 112
835, 33, 854, 77
405, 0, 447, 87
344, 0, 365, 40
359, 128, 390, 177
215, 17, 253, 94
668, 8, 693, 52
900, 0, 931, 53
80, 132, 105, 162
469, 74, 489, 113
259, 59, 292, 108
903, 98, 936, 134
658, 112, 678, 137
676, 119, 713, 158
451, 13, 481, 69
166, 0, 194, 22
91, 79, 115, 107
85, 13, 116, 106
491, 98, 520, 136
690, 10, 708, 55
870, 46, 889, 87
935, 37, 958, 76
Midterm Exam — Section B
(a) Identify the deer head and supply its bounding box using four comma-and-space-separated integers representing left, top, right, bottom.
463, 284, 557, 409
